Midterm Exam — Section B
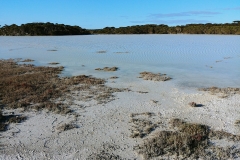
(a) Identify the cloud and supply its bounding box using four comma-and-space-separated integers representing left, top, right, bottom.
129, 10, 219, 25
165, 19, 210, 24
149, 11, 221, 18
223, 6, 240, 10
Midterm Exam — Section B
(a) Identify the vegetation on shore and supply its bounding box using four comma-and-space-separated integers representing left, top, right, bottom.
0, 22, 90, 36
0, 59, 125, 131
134, 118, 240, 159
90, 22, 240, 34
0, 21, 240, 35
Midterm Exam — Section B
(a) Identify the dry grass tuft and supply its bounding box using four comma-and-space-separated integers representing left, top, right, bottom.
87, 143, 122, 160
135, 118, 240, 159
87, 150, 122, 160
209, 130, 240, 141
130, 118, 157, 138
129, 112, 157, 138
57, 122, 77, 132
33, 102, 71, 114
235, 120, 240, 125
8, 115, 27, 123
188, 102, 197, 107
130, 112, 155, 118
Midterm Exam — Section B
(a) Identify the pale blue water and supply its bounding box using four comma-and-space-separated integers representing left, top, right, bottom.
0, 35, 240, 88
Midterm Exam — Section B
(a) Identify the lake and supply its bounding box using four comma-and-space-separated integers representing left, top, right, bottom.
0, 35, 240, 89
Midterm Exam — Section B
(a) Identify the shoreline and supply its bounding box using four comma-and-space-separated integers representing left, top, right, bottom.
1, 33, 240, 36
1, 59, 240, 159
1, 35, 240, 89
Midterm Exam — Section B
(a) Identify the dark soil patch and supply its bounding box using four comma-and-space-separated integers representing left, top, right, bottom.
0, 111, 27, 131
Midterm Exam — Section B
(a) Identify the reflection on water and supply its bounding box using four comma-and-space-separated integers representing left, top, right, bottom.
0, 35, 240, 88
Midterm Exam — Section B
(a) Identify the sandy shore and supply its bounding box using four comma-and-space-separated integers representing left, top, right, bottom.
1, 76, 240, 159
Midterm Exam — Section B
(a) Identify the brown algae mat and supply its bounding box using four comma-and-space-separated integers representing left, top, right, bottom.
139, 71, 172, 81
20, 59, 34, 62
96, 50, 107, 53
199, 86, 240, 98
95, 67, 118, 71
0, 59, 125, 131
134, 118, 240, 159
48, 62, 60, 65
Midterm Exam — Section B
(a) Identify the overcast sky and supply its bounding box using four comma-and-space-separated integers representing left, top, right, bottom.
1, 0, 240, 29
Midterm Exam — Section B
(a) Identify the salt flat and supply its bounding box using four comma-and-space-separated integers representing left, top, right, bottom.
0, 35, 240, 159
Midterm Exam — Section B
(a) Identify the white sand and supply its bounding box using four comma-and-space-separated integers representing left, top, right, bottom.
1, 79, 240, 159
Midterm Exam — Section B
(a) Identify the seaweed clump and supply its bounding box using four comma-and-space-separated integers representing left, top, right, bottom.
21, 59, 34, 62
139, 71, 171, 81
48, 62, 60, 65
95, 67, 118, 71
135, 119, 240, 159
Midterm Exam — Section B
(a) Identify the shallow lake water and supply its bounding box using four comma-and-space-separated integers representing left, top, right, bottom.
0, 35, 240, 89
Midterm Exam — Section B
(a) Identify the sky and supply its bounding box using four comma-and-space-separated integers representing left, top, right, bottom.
1, 0, 240, 29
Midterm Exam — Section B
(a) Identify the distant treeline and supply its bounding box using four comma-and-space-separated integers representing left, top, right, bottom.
90, 22, 240, 35
0, 21, 240, 35
0, 22, 90, 36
